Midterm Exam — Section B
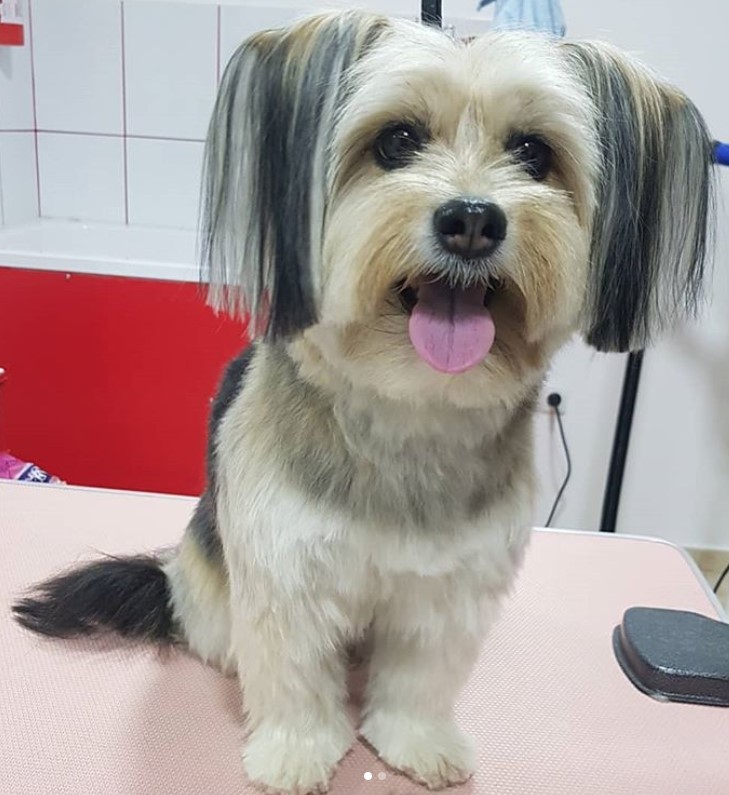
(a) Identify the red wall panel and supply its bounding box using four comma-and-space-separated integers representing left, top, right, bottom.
0, 267, 247, 495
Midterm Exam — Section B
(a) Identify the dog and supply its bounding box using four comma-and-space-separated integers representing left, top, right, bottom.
13, 10, 714, 794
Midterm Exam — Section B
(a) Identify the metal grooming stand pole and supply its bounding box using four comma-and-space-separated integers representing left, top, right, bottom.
600, 352, 643, 532
421, 0, 442, 27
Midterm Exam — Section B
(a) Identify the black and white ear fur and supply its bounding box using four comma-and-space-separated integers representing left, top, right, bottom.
200, 11, 388, 340
565, 42, 715, 352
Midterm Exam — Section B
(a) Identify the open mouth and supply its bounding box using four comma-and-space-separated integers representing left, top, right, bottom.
397, 280, 499, 314
393, 277, 501, 375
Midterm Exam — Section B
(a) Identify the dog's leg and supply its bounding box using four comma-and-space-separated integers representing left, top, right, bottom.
164, 533, 235, 674
229, 564, 357, 795
361, 568, 497, 790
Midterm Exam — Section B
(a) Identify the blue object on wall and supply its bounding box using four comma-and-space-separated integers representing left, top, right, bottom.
714, 141, 729, 167
477, 0, 565, 37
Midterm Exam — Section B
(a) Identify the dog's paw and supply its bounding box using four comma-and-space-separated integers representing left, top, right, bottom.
361, 711, 475, 790
243, 720, 354, 795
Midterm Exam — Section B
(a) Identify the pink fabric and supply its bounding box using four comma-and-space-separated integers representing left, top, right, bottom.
0, 452, 62, 483
1, 481, 728, 794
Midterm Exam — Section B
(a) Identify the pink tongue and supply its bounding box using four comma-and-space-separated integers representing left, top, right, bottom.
408, 282, 495, 374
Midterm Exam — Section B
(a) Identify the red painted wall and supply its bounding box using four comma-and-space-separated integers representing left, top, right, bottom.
0, 267, 247, 495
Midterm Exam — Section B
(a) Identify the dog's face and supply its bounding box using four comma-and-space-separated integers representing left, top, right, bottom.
317, 27, 595, 406
201, 12, 713, 408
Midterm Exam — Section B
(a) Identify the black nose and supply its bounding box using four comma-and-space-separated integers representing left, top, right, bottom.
433, 199, 507, 259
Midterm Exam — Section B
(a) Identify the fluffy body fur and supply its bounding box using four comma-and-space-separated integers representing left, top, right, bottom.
14, 11, 714, 795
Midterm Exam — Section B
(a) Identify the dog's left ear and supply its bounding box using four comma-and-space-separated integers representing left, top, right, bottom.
563, 42, 715, 352
200, 12, 388, 340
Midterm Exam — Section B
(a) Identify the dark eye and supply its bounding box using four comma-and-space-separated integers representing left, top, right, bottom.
374, 124, 425, 170
507, 134, 553, 181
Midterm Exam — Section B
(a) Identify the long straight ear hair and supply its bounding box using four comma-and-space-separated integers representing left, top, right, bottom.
563, 42, 715, 352
200, 12, 388, 340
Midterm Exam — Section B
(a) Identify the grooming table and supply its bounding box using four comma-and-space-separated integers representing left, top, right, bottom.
2, 482, 728, 794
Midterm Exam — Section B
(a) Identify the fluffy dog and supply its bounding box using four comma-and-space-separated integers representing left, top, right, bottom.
14, 11, 714, 794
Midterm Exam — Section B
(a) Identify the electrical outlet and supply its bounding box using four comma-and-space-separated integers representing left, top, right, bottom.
538, 388, 566, 414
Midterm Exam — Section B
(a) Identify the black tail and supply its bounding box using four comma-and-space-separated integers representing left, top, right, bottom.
12, 554, 174, 641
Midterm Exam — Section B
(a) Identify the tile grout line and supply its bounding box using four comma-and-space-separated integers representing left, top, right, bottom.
120, 0, 129, 225
33, 129, 205, 144
27, 0, 42, 218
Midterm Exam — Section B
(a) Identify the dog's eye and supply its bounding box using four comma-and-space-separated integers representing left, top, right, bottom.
507, 134, 553, 181
374, 124, 424, 170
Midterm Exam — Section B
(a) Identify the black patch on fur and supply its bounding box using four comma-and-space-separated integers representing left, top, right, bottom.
255, 24, 380, 338
581, 62, 659, 350
207, 345, 254, 482
13, 555, 173, 641
565, 44, 713, 352
188, 491, 221, 562
254, 44, 316, 339
192, 345, 255, 562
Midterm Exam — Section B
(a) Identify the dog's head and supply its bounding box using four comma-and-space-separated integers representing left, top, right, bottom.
201, 12, 713, 408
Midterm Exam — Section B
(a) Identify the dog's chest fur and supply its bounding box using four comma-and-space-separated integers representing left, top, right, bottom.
220, 344, 536, 537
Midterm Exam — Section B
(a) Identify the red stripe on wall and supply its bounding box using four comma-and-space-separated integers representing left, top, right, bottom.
0, 267, 247, 495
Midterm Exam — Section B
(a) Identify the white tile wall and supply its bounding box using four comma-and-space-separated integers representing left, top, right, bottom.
124, 2, 217, 140
0, 33, 34, 130
2, 0, 473, 233
32, 0, 123, 134
38, 133, 125, 223
127, 138, 204, 229
240, 0, 418, 14
219, 5, 302, 72
0, 132, 37, 225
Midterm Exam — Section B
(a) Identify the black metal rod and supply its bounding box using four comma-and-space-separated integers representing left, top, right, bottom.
600, 350, 644, 532
421, 0, 442, 26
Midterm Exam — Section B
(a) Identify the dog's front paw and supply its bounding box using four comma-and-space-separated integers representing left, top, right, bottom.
361, 711, 475, 790
243, 720, 354, 795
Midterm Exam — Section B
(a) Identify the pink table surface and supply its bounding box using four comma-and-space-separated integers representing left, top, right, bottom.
1, 480, 728, 795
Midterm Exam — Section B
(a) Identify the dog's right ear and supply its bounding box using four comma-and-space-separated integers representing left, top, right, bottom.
200, 11, 389, 340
